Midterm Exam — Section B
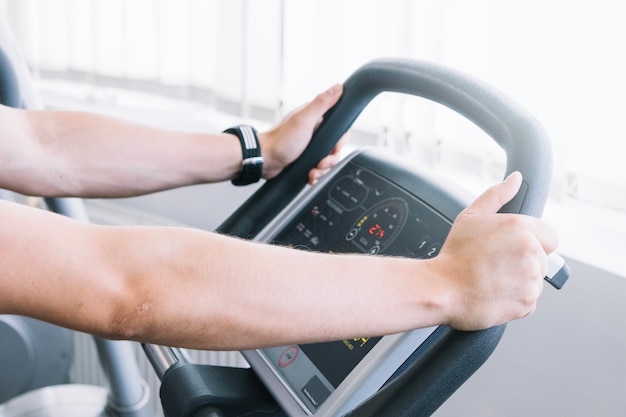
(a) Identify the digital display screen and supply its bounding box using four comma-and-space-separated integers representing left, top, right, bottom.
368, 223, 386, 239
260, 162, 452, 413
300, 336, 381, 388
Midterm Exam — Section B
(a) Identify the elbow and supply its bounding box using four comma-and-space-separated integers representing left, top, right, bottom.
106, 303, 150, 343
104, 283, 155, 343
91, 263, 154, 343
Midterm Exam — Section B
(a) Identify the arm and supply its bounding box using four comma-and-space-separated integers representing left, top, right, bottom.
0, 85, 343, 198
0, 172, 557, 350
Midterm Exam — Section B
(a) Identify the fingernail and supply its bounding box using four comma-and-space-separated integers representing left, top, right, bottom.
327, 84, 341, 95
504, 171, 521, 182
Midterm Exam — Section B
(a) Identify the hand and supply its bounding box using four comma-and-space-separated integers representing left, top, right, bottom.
258, 84, 345, 183
432, 172, 559, 330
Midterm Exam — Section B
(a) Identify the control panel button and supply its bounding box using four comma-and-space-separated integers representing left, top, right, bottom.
368, 245, 380, 254
346, 228, 358, 241
329, 176, 368, 211
278, 346, 299, 367
423, 242, 442, 258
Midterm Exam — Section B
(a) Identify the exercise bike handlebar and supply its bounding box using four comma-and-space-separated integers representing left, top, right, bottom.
217, 58, 552, 239
152, 59, 565, 417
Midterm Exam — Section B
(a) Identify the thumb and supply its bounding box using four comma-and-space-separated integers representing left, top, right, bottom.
464, 171, 523, 215
301, 84, 343, 126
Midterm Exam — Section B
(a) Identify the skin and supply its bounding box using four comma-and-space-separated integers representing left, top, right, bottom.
0, 86, 558, 350
0, 85, 344, 197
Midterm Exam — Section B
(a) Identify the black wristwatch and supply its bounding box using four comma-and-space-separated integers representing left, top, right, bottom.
224, 125, 264, 186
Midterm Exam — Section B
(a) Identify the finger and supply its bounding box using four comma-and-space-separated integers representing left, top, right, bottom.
309, 132, 350, 181
315, 152, 341, 170
315, 84, 343, 112
528, 217, 560, 255
331, 132, 350, 155
308, 168, 329, 184
306, 84, 343, 127
464, 171, 523, 215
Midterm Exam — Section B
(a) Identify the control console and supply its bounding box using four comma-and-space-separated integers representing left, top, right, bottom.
246, 149, 471, 416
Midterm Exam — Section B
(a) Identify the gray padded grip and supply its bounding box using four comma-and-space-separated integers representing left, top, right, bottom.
218, 58, 553, 237
311, 58, 552, 217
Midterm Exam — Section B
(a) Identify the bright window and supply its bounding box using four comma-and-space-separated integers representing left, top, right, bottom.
1, 0, 625, 276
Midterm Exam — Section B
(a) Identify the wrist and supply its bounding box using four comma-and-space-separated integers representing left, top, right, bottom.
257, 130, 280, 180
397, 257, 454, 330
366, 256, 453, 334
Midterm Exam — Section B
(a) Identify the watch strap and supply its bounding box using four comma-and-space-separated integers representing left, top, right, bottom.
224, 125, 264, 185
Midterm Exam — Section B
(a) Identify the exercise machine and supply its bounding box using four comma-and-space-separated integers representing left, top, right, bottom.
0, 20, 568, 415
144, 58, 569, 417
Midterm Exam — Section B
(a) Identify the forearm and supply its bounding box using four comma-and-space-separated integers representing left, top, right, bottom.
0, 201, 445, 350
0, 106, 243, 197
0, 173, 555, 350
0, 85, 343, 197
91, 227, 446, 350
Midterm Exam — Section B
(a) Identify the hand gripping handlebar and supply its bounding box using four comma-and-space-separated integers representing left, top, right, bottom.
218, 58, 552, 238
